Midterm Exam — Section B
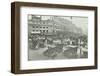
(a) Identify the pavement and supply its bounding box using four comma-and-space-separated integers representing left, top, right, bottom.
28, 46, 88, 61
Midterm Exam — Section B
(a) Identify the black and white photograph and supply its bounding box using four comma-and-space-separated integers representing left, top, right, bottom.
11, 2, 97, 74
28, 15, 88, 61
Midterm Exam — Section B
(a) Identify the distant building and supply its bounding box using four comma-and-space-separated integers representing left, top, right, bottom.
28, 15, 56, 35
28, 15, 79, 36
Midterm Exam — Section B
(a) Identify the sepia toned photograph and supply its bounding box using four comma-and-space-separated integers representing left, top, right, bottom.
28, 15, 88, 61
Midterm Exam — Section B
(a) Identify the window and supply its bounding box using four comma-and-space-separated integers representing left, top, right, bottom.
40, 30, 42, 32
43, 22, 45, 24
43, 30, 45, 32
36, 26, 38, 28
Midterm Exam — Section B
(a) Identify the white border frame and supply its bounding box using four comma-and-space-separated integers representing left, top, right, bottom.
20, 7, 95, 70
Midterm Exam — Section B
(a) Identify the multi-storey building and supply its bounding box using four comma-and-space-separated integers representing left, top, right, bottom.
28, 15, 56, 35
28, 15, 77, 36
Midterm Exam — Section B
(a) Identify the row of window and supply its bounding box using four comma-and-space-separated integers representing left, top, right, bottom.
33, 26, 48, 28
33, 30, 48, 32
33, 21, 52, 25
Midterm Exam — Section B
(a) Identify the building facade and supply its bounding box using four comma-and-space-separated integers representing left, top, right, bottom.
28, 15, 78, 36
28, 15, 56, 35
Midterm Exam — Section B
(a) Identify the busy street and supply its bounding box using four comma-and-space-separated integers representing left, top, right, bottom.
28, 15, 88, 61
